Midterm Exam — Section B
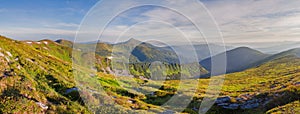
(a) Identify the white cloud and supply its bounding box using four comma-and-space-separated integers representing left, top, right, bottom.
0, 27, 76, 40
204, 0, 300, 42
76, 0, 300, 44
44, 22, 79, 28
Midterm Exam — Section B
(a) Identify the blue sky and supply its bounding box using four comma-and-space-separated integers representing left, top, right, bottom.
0, 0, 300, 44
0, 0, 98, 40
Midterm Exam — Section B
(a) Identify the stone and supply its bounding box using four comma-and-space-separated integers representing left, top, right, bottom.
222, 103, 239, 110
161, 110, 175, 114
65, 87, 79, 94
6, 51, 12, 57
36, 102, 48, 110
215, 96, 231, 104
0, 52, 4, 57
217, 103, 229, 106
240, 103, 259, 109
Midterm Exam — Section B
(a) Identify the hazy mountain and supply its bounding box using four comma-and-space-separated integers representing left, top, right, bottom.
256, 42, 300, 54
252, 48, 300, 67
200, 47, 270, 74
162, 44, 235, 61
228, 41, 300, 54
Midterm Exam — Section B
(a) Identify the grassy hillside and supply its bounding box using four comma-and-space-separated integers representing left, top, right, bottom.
0, 36, 89, 113
83, 47, 299, 113
55, 39, 73, 48
76, 38, 181, 63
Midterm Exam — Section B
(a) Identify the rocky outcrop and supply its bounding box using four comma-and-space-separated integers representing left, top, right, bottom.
215, 93, 264, 110
65, 87, 79, 94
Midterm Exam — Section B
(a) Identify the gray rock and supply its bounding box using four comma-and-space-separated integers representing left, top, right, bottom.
217, 103, 229, 106
240, 103, 259, 109
216, 96, 231, 104
223, 103, 239, 109
161, 110, 175, 114
36, 102, 48, 110
65, 87, 79, 94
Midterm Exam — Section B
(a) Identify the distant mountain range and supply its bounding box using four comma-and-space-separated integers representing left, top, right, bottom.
200, 47, 270, 74
54, 38, 300, 76
200, 46, 300, 76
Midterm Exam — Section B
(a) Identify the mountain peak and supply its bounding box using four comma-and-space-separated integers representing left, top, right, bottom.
200, 47, 269, 74
117, 38, 142, 45
126, 38, 140, 43
229, 46, 265, 55
55, 39, 73, 47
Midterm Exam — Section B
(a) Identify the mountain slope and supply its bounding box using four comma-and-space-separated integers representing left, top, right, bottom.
72, 38, 180, 63
200, 47, 270, 74
256, 41, 300, 54
0, 36, 89, 113
208, 53, 300, 113
55, 39, 73, 48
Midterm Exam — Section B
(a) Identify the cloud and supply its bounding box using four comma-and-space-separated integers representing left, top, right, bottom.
44, 22, 79, 28
203, 0, 300, 42
4, 0, 298, 44
0, 27, 76, 41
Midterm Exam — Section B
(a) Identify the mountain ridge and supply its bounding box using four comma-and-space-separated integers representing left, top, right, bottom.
200, 46, 270, 75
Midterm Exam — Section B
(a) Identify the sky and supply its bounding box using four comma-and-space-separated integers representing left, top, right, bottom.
0, 0, 300, 44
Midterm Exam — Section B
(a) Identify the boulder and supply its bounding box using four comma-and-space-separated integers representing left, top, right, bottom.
65, 87, 79, 94
223, 103, 239, 110
240, 102, 259, 109
215, 96, 231, 104
36, 102, 48, 110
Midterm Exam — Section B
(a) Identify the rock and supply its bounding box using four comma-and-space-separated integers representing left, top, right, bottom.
107, 56, 113, 60
36, 102, 48, 110
6, 51, 12, 57
89, 73, 96, 77
0, 52, 4, 57
222, 103, 239, 110
4, 57, 10, 62
192, 107, 198, 111
150, 92, 155, 96
43, 47, 49, 50
127, 100, 133, 104
236, 98, 244, 102
127, 99, 136, 104
216, 96, 231, 104
240, 103, 259, 109
65, 87, 79, 94
26, 58, 34, 63
161, 110, 175, 114
217, 103, 229, 106
17, 65, 21, 70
